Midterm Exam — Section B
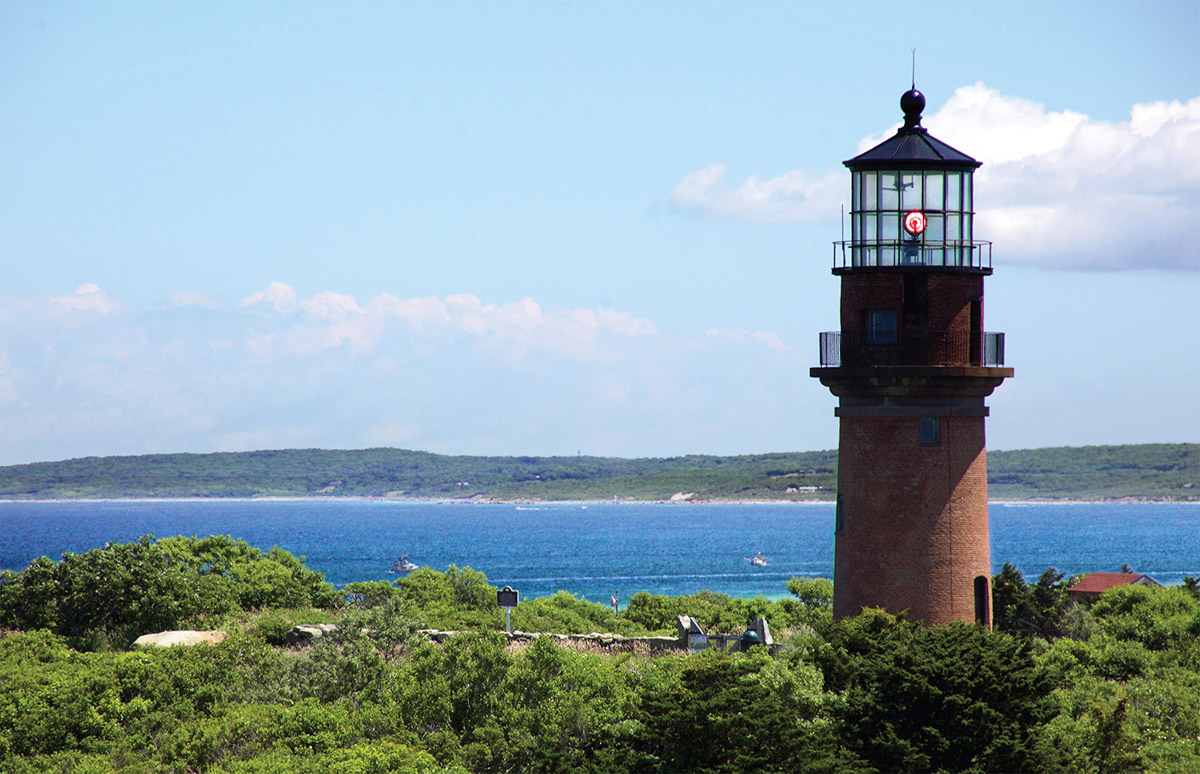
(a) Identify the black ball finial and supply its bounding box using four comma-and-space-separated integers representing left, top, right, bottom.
901, 88, 925, 129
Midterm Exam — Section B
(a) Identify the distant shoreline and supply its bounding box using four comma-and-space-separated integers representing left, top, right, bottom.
4, 444, 1194, 502
2, 496, 1196, 505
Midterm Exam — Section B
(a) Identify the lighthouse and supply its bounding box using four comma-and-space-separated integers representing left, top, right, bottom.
811, 87, 1012, 627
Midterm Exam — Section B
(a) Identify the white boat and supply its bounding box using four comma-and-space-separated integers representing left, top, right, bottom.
390, 553, 418, 573
748, 552, 769, 567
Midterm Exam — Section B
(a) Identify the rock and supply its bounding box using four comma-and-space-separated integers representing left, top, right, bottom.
133, 630, 227, 648
284, 623, 338, 646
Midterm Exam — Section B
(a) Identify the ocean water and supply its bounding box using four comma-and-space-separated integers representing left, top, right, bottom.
1, 500, 1196, 602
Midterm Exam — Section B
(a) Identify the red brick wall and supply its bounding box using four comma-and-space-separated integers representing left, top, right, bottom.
840, 272, 984, 337
927, 274, 983, 335
841, 273, 901, 335
832, 413, 992, 626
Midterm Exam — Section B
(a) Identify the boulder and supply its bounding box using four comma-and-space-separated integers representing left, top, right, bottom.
284, 623, 339, 646
133, 630, 227, 648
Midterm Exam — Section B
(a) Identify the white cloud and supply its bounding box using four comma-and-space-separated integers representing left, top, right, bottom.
169, 292, 219, 309
48, 283, 121, 317
857, 83, 1090, 165
1, 285, 799, 464
241, 281, 298, 315
301, 291, 362, 320
367, 294, 453, 330
671, 163, 843, 223
598, 308, 657, 337
235, 287, 660, 364
705, 327, 792, 353
932, 85, 1200, 271
671, 84, 1200, 271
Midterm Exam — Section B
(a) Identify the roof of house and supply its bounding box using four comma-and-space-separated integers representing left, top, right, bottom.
1067, 572, 1159, 596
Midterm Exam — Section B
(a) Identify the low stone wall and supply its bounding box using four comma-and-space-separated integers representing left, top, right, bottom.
279, 623, 783, 653
422, 629, 683, 652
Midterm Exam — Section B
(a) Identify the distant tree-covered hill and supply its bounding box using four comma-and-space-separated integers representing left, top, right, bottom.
985, 443, 1197, 501
0, 443, 1195, 501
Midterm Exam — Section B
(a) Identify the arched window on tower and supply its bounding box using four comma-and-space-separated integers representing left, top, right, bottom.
974, 575, 990, 626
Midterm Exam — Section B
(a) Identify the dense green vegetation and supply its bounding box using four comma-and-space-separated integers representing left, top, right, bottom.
2, 538, 1198, 772
2, 443, 1196, 501
986, 443, 1198, 501
0, 536, 339, 651
0, 448, 837, 501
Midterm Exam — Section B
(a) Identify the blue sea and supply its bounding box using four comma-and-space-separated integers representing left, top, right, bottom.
1, 501, 1196, 602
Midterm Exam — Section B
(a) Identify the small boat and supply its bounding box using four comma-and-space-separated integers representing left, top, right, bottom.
390, 553, 418, 573
748, 552, 769, 567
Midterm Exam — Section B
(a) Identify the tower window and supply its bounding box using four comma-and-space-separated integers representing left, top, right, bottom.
920, 417, 939, 445
835, 495, 845, 535
866, 310, 897, 344
974, 576, 990, 626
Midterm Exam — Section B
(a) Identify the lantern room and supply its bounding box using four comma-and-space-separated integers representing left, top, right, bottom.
839, 89, 987, 271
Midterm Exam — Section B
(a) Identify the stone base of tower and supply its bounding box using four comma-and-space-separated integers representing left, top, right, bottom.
831, 412, 993, 627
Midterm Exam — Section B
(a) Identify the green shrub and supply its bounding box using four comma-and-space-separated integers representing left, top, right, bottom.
511, 591, 641, 635
393, 566, 502, 630
0, 536, 339, 650
246, 608, 338, 646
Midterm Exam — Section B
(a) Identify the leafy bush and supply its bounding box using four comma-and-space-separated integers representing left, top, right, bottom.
1089, 583, 1200, 655
633, 647, 854, 773
510, 591, 640, 635
246, 608, 339, 646
819, 610, 1057, 773
0, 535, 338, 649
622, 587, 819, 636
393, 566, 502, 631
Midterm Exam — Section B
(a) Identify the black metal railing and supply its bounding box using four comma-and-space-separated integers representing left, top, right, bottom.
818, 330, 1005, 367
832, 240, 992, 270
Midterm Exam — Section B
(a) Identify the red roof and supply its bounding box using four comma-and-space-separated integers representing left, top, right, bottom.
1067, 572, 1156, 596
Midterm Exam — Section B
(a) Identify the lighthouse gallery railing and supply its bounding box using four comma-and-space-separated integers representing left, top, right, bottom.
832, 240, 993, 270
818, 331, 1005, 368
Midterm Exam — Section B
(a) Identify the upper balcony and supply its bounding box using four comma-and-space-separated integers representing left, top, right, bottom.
819, 330, 1006, 368
832, 240, 992, 272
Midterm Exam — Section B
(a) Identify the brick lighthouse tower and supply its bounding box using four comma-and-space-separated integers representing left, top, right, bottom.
811, 87, 1012, 627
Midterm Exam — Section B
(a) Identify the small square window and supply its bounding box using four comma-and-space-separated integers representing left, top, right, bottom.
920, 417, 940, 445
867, 310, 897, 344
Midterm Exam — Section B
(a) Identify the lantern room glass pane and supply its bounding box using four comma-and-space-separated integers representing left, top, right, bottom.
862, 171, 876, 210
925, 171, 944, 210
903, 173, 922, 211
964, 175, 973, 211
946, 213, 961, 242
925, 213, 944, 242
946, 173, 961, 212
880, 172, 900, 210
864, 213, 876, 240
881, 213, 898, 244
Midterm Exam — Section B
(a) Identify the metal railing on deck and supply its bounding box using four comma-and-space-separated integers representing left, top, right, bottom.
818, 331, 1005, 367
832, 240, 992, 270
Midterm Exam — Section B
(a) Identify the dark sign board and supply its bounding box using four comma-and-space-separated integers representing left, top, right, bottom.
497, 587, 519, 608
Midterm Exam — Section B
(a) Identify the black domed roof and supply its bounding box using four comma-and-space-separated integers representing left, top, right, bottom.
844, 89, 981, 171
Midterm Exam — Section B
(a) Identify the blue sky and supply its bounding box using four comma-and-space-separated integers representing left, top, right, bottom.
1, 0, 1197, 465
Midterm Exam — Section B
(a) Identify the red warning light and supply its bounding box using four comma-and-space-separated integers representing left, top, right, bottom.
904, 210, 927, 235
